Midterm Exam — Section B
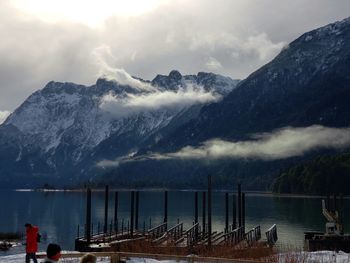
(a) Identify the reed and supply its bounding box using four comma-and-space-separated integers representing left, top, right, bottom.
110, 240, 277, 261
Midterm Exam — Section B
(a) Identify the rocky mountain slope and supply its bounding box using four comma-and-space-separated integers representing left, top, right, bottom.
2, 17, 350, 189
155, 17, 350, 148
101, 17, 350, 189
0, 71, 239, 187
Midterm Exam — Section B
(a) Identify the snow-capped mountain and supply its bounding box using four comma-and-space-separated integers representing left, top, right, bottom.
0, 71, 239, 186
100, 17, 350, 190
3, 16, 350, 189
154, 17, 350, 149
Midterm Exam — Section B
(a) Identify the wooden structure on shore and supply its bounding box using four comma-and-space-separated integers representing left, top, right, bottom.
305, 194, 350, 252
36, 251, 268, 263
75, 176, 278, 252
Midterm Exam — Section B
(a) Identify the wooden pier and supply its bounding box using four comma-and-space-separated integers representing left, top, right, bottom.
75, 177, 278, 253
36, 251, 268, 263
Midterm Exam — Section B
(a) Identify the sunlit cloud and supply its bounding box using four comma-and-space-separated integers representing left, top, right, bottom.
205, 57, 222, 71
92, 45, 155, 91
1, 0, 350, 112
12, 0, 168, 27
100, 85, 221, 118
93, 44, 222, 118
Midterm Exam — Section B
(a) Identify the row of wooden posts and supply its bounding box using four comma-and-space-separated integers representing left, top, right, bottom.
82, 175, 247, 247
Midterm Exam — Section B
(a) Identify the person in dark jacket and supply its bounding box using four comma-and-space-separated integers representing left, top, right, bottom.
80, 253, 97, 263
25, 223, 39, 263
42, 243, 61, 263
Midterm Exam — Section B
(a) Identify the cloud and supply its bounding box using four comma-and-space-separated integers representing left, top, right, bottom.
97, 151, 136, 168
97, 158, 123, 168
92, 45, 155, 91
100, 85, 221, 118
242, 33, 286, 60
93, 47, 221, 117
150, 126, 350, 161
12, 0, 168, 28
205, 57, 222, 71
97, 125, 350, 167
1, 0, 350, 111
0, 111, 11, 124
190, 32, 285, 63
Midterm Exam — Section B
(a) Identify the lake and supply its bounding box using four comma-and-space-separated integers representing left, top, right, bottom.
1, 189, 349, 256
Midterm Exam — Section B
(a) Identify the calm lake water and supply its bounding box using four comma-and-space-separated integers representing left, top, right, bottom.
1, 190, 349, 256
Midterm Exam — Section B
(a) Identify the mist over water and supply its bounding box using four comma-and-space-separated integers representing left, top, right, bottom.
1, 190, 349, 255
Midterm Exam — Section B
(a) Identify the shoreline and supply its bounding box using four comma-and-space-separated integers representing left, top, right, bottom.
4, 188, 348, 199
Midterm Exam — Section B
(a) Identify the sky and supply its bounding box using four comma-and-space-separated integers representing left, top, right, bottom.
0, 0, 350, 118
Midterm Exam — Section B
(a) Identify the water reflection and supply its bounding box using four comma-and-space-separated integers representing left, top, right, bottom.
0, 190, 349, 255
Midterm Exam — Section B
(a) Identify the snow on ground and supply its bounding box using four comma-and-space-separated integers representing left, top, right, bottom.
1, 251, 350, 262
279, 250, 350, 263
0, 253, 184, 263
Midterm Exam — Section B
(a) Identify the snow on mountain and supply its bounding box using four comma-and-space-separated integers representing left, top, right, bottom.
102, 17, 350, 190
0, 71, 239, 183
155, 17, 350, 149
0, 111, 10, 125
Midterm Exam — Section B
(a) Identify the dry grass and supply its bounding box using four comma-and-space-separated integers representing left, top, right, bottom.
108, 239, 278, 261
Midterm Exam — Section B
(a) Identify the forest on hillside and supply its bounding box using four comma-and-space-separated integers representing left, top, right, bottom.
272, 152, 350, 195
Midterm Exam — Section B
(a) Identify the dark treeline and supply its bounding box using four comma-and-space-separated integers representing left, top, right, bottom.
273, 152, 350, 195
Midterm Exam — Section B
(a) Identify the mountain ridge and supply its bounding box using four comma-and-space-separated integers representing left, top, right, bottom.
0, 71, 239, 187
1, 17, 350, 189
98, 17, 350, 190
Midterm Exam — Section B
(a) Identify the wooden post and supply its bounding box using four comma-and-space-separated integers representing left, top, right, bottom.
232, 193, 236, 229
225, 192, 229, 233
242, 192, 246, 232
202, 191, 206, 235
207, 175, 212, 248
110, 253, 121, 263
194, 191, 199, 239
130, 191, 135, 237
135, 191, 139, 230
194, 192, 198, 224
121, 219, 124, 235
164, 191, 168, 229
340, 193, 344, 234
114, 192, 119, 232
104, 185, 109, 233
110, 254, 118, 263
327, 194, 331, 211
238, 183, 242, 227
86, 188, 92, 243
110, 220, 113, 237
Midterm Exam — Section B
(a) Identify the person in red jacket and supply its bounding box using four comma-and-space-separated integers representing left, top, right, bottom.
25, 223, 39, 263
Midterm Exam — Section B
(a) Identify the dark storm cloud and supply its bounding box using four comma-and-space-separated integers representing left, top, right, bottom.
0, 0, 350, 114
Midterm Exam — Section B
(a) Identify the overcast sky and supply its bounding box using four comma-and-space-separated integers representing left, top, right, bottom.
0, 0, 349, 116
